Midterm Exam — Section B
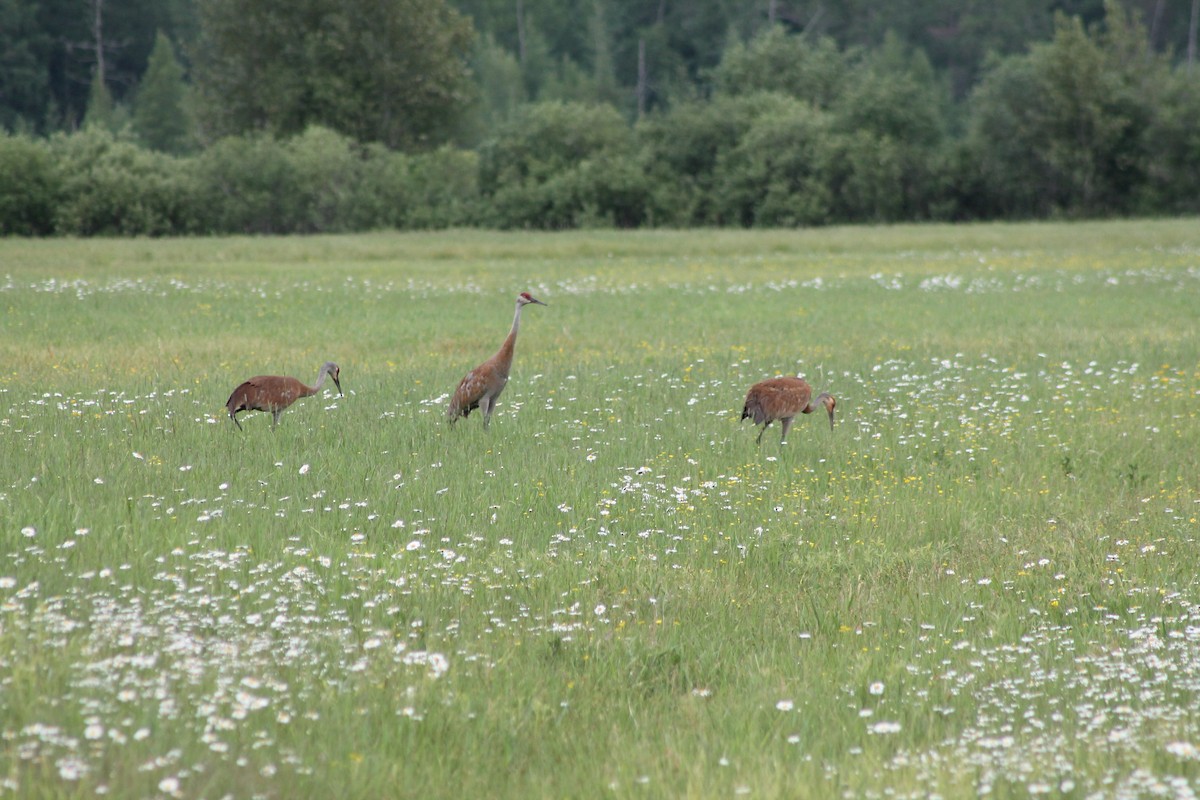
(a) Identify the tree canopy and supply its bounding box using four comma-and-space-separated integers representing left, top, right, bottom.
190, 0, 474, 148
5, 0, 1199, 138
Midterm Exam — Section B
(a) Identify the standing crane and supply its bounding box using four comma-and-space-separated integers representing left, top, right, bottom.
226, 361, 342, 431
741, 376, 836, 444
447, 292, 547, 428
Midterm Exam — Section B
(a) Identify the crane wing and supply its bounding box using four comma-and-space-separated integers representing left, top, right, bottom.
449, 367, 488, 418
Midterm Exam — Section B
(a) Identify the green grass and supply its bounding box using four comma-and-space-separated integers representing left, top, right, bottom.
2, 220, 1200, 798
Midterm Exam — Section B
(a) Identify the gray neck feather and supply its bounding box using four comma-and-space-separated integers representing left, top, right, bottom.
511, 302, 523, 336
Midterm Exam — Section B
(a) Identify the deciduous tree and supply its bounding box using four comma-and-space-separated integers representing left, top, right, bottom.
966, 1, 1165, 216
192, 0, 474, 149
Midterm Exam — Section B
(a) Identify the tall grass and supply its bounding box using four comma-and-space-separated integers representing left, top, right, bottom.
2, 220, 1199, 798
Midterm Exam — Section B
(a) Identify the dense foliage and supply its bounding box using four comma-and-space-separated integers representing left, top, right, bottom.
1, 0, 1199, 233
190, 0, 473, 148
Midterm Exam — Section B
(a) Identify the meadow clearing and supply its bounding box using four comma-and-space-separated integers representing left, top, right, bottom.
1, 220, 1199, 799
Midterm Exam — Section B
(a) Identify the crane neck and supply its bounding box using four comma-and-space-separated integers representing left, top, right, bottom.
510, 301, 524, 338
311, 367, 330, 394
803, 392, 830, 414
498, 301, 524, 358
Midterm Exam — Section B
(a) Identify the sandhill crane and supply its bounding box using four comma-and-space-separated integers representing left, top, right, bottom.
226, 361, 342, 431
741, 376, 835, 444
447, 292, 547, 428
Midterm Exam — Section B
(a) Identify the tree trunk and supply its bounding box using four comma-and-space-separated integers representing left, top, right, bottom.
1190, 0, 1199, 71
637, 38, 647, 120
92, 0, 105, 82
1148, 0, 1164, 49
516, 0, 527, 69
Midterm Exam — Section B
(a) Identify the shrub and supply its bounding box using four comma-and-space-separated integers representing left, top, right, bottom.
479, 102, 645, 229
636, 93, 799, 226
50, 128, 197, 236
1138, 70, 1200, 214
284, 126, 371, 233
823, 130, 906, 223
0, 133, 59, 235
347, 144, 482, 231
190, 128, 483, 233
192, 133, 303, 234
710, 99, 834, 227
398, 146, 482, 229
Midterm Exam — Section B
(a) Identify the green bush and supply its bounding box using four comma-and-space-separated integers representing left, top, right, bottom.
636, 93, 794, 226
505, 152, 647, 229
0, 133, 59, 235
192, 134, 304, 234
1139, 70, 1200, 214
50, 128, 197, 236
190, 128, 480, 233
341, 143, 411, 231
479, 102, 646, 229
284, 126, 371, 233
398, 146, 482, 229
710, 99, 834, 227
348, 143, 483, 231
823, 130, 906, 223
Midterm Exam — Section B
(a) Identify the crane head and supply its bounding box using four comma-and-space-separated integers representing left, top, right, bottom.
819, 392, 836, 430
518, 292, 547, 307
323, 361, 343, 395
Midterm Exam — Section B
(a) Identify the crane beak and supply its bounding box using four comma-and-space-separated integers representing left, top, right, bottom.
532, 297, 548, 306
333, 375, 343, 396
826, 398, 836, 430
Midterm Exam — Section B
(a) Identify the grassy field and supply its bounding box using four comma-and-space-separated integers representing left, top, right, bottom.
2, 220, 1199, 799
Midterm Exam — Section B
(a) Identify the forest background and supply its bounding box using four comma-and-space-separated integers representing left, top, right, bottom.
2, 0, 1200, 235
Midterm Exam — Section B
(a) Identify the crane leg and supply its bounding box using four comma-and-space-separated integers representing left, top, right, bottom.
780, 417, 793, 444
756, 423, 768, 444
272, 410, 281, 430
480, 396, 493, 428
230, 412, 243, 431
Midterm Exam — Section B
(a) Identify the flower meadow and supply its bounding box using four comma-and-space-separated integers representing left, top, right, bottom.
2, 222, 1199, 798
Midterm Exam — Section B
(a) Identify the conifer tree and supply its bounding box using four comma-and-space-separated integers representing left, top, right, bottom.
133, 31, 193, 153
82, 70, 117, 131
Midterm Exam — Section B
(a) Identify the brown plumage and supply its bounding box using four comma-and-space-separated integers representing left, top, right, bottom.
447, 292, 547, 428
741, 376, 836, 444
226, 361, 342, 430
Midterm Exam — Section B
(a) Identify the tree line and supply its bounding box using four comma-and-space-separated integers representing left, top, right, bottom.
1, 0, 1199, 235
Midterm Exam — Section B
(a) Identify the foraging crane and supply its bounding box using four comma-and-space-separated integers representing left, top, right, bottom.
226, 361, 342, 431
741, 376, 836, 444
447, 292, 547, 428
